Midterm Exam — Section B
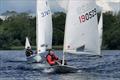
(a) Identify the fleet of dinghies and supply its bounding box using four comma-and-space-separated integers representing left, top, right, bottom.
25, 0, 103, 72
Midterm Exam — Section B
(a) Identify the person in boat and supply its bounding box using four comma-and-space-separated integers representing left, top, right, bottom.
46, 49, 67, 66
46, 49, 61, 66
25, 47, 33, 57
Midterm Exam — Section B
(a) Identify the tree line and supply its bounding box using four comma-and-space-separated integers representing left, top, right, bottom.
0, 11, 120, 50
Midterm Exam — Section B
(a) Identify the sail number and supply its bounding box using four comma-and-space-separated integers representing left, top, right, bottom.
41, 10, 51, 17
79, 8, 97, 23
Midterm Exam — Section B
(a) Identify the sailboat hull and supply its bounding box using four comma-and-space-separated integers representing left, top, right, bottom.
51, 65, 78, 73
27, 54, 42, 63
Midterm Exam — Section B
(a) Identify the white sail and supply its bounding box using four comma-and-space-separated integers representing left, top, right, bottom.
36, 0, 52, 54
63, 0, 100, 55
98, 12, 103, 48
25, 37, 31, 49
44, 0, 53, 49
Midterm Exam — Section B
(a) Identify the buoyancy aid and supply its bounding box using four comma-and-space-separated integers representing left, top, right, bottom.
46, 53, 58, 65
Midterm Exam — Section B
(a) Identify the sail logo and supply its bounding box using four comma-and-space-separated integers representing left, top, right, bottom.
79, 8, 97, 23
41, 44, 48, 47
41, 10, 51, 17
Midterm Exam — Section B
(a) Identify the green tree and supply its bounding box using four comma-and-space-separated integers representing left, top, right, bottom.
52, 12, 66, 45
0, 11, 36, 49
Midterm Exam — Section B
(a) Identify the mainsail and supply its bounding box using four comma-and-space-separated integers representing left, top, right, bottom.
98, 12, 103, 48
36, 0, 52, 54
63, 0, 100, 55
25, 37, 31, 49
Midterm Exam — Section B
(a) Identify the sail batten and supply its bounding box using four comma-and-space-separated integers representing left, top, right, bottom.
63, 0, 100, 55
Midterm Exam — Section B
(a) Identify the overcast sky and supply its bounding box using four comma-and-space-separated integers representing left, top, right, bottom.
0, 0, 65, 14
0, 0, 36, 14
0, 0, 120, 15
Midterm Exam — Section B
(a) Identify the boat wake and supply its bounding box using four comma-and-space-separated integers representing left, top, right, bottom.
16, 63, 47, 70
5, 57, 27, 63
6, 60, 26, 63
42, 68, 54, 73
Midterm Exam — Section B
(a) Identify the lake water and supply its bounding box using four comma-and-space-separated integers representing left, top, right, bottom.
0, 50, 120, 80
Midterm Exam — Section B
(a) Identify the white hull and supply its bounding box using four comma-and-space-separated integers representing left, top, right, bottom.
27, 54, 42, 63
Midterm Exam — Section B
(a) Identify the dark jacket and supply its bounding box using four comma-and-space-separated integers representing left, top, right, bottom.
25, 49, 33, 57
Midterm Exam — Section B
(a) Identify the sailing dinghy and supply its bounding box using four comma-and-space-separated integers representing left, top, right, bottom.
52, 0, 101, 73
25, 37, 31, 49
25, 0, 52, 63
25, 37, 42, 63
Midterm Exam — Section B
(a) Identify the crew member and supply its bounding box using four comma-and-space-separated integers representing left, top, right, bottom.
46, 50, 60, 66
25, 47, 33, 57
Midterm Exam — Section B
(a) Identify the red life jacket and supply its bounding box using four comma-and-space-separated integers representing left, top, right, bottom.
46, 53, 58, 65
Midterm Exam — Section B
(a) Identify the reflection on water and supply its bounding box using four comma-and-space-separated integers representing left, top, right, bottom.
0, 50, 120, 80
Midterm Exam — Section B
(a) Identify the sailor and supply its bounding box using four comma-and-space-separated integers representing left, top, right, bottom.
25, 47, 33, 57
46, 49, 61, 66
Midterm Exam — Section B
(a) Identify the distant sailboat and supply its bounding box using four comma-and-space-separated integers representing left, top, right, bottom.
25, 0, 52, 63
53, 0, 101, 73
98, 12, 103, 48
25, 37, 31, 49
25, 36, 42, 63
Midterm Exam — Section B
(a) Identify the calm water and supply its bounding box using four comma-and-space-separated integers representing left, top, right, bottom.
0, 50, 120, 80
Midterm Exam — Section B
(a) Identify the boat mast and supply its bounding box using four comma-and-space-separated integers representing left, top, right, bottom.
62, 51, 65, 65
62, 0, 70, 66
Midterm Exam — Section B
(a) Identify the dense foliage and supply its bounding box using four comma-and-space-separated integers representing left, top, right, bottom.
102, 12, 120, 49
0, 11, 120, 50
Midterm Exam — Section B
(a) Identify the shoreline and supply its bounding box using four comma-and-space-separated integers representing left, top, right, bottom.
0, 46, 119, 51
10, 45, 63, 50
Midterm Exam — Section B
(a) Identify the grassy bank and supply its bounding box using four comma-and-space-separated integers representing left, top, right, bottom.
10, 45, 63, 50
